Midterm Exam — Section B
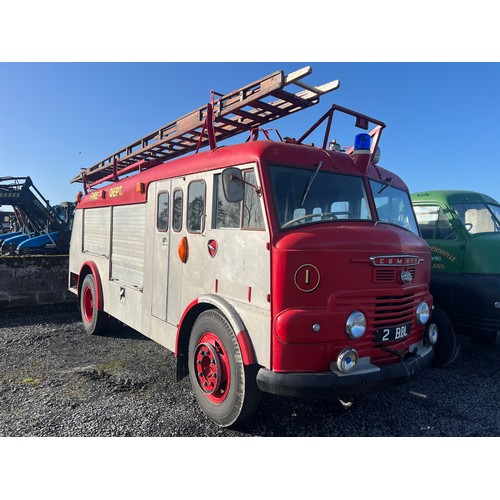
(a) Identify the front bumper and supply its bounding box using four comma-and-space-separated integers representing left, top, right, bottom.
256, 341, 434, 398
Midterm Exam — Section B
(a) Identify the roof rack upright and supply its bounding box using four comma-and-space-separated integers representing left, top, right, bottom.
70, 66, 340, 189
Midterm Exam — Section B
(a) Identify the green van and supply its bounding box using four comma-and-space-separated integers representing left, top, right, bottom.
411, 190, 500, 366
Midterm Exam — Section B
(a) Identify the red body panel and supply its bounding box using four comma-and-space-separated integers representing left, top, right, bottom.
270, 224, 431, 372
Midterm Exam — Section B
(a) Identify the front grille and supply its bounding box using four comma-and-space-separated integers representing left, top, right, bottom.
335, 292, 417, 330
374, 267, 416, 283
371, 294, 415, 328
375, 269, 394, 282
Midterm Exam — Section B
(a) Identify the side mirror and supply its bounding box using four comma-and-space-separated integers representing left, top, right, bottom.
222, 168, 244, 203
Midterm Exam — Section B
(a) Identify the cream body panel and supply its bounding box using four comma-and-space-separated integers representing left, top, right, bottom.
70, 162, 272, 368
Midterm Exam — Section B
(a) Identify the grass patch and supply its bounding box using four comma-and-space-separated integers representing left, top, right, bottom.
97, 360, 125, 375
20, 377, 41, 385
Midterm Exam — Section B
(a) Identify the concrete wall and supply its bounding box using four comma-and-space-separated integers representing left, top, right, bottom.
0, 255, 77, 308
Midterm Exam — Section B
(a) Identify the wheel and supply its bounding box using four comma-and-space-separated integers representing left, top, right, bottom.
431, 305, 461, 367
188, 310, 261, 427
80, 273, 109, 335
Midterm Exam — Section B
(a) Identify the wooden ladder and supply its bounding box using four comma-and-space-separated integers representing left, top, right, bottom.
71, 66, 340, 188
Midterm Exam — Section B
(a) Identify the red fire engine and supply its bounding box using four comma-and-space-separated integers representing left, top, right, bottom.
68, 66, 437, 427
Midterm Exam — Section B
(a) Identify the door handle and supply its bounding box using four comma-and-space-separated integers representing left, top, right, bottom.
161, 236, 168, 249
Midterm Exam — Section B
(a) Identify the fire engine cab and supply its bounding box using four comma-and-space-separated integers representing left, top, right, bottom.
68, 66, 436, 427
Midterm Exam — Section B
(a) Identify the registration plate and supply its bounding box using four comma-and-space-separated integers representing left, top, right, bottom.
374, 323, 411, 342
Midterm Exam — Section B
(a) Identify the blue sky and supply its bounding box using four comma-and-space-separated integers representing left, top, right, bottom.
1, 62, 499, 207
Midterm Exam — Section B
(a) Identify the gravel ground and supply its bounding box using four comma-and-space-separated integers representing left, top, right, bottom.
0, 303, 499, 437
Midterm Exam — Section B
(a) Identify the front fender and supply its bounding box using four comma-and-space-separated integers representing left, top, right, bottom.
78, 261, 104, 311
198, 294, 256, 365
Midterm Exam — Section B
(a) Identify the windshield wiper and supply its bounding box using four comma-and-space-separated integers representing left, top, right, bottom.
377, 177, 393, 194
300, 161, 323, 207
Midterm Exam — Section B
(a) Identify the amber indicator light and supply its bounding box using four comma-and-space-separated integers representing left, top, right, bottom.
178, 236, 189, 263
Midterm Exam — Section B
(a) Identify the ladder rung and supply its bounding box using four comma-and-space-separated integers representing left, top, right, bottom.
270, 88, 316, 110
214, 117, 249, 132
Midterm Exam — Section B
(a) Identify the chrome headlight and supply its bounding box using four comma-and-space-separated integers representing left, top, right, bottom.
416, 301, 430, 325
345, 311, 366, 339
336, 348, 359, 373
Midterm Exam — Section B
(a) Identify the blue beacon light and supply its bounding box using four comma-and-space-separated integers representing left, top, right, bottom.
354, 133, 371, 153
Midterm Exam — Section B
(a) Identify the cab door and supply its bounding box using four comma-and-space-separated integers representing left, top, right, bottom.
413, 203, 464, 273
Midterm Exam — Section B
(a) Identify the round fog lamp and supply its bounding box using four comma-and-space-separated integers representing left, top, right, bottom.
426, 323, 438, 345
346, 311, 366, 339
336, 348, 359, 373
416, 301, 430, 325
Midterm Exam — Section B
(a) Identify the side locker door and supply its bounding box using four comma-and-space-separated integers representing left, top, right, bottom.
151, 180, 171, 321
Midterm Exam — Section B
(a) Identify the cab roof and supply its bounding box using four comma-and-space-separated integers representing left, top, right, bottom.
411, 190, 499, 206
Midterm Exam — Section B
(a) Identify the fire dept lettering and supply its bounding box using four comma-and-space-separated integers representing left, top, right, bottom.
109, 186, 123, 198
89, 190, 103, 201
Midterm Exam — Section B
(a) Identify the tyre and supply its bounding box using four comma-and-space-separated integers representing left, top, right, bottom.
188, 310, 261, 427
431, 305, 461, 367
80, 274, 109, 335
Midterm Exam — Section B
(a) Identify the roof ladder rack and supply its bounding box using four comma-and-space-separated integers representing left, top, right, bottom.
71, 66, 340, 189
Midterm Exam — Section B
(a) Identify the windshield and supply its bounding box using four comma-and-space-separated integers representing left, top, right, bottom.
269, 164, 372, 229
452, 202, 500, 234
369, 180, 419, 235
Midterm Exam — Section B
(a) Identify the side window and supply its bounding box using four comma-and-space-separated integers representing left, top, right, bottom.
453, 203, 497, 234
242, 170, 264, 229
157, 192, 169, 232
413, 205, 457, 240
173, 189, 183, 232
214, 174, 241, 228
187, 180, 206, 233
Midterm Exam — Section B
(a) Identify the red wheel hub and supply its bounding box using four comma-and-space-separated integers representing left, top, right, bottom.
195, 332, 230, 403
83, 286, 94, 323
